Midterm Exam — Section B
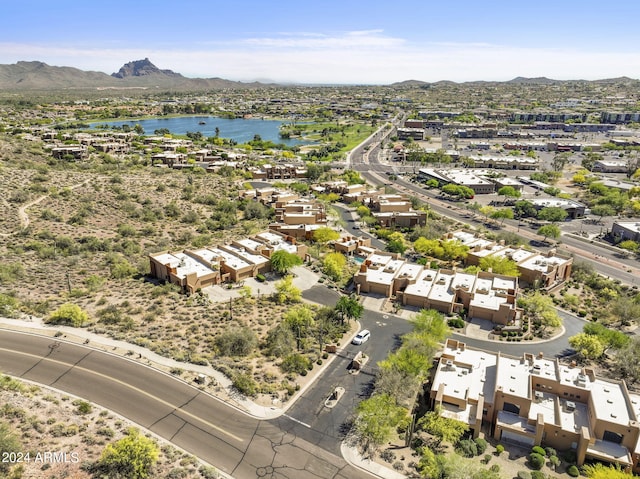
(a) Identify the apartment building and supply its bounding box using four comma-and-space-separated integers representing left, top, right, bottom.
430, 339, 640, 472
333, 235, 372, 256
353, 252, 521, 325
148, 231, 304, 293
451, 230, 573, 288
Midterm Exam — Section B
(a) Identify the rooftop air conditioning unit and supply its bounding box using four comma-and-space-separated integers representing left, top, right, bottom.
534, 391, 544, 401
566, 401, 576, 412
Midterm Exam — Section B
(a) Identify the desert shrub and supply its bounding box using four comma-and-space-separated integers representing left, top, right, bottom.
544, 446, 556, 457
232, 373, 257, 397
214, 327, 258, 357
456, 438, 477, 457
567, 464, 580, 477
474, 437, 487, 454
528, 452, 545, 470
517, 471, 531, 479
531, 445, 546, 456
447, 318, 465, 328
74, 400, 92, 415
531, 472, 545, 479
47, 303, 89, 327
495, 444, 505, 455
280, 354, 312, 375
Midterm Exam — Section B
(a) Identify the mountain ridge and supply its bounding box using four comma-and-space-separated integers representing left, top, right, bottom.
0, 59, 638, 91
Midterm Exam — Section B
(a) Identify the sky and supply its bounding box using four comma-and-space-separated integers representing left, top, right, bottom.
2, 0, 640, 84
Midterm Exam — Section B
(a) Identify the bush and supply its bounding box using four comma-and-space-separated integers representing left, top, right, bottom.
528, 452, 545, 470
256, 273, 266, 282
567, 464, 580, 477
544, 446, 556, 457
456, 438, 477, 458
474, 437, 487, 454
447, 318, 465, 328
47, 303, 89, 327
214, 327, 258, 357
280, 354, 312, 375
531, 445, 546, 456
232, 373, 257, 397
531, 472, 545, 479
495, 444, 505, 455
517, 471, 531, 479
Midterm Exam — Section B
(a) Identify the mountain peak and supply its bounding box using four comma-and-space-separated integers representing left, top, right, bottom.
111, 58, 182, 79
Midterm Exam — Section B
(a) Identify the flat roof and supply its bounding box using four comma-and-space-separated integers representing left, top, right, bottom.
209, 247, 250, 270
172, 252, 215, 279
428, 271, 455, 303
404, 269, 438, 297
434, 344, 497, 404
590, 381, 632, 426
224, 244, 269, 266
497, 355, 530, 398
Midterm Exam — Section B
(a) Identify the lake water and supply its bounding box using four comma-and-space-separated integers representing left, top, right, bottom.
93, 116, 310, 146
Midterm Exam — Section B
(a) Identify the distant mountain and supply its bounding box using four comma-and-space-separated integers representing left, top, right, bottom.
507, 76, 557, 84
389, 79, 431, 88
0, 59, 271, 91
111, 58, 182, 79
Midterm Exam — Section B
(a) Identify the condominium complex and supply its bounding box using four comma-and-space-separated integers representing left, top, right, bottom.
450, 230, 573, 288
149, 231, 307, 293
353, 251, 522, 325
431, 339, 640, 472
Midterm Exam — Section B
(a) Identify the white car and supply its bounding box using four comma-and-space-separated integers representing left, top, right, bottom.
352, 329, 370, 345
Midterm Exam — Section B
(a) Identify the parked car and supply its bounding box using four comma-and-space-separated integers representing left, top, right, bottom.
352, 329, 370, 345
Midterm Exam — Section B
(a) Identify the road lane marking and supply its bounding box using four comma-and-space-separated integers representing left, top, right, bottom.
0, 347, 244, 443
282, 414, 311, 428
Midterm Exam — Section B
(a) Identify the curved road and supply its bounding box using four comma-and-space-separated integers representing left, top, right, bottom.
0, 330, 370, 479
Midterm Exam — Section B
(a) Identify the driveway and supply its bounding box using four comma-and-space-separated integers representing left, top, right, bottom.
204, 266, 320, 303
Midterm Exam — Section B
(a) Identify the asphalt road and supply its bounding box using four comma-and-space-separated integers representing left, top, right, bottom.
0, 330, 371, 479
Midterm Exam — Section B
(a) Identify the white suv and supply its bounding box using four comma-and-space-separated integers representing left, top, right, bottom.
352, 329, 370, 345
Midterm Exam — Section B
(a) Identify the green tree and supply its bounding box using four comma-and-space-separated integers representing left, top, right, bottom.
537, 207, 567, 223
334, 295, 363, 323
322, 252, 347, 281
269, 250, 302, 275
478, 255, 520, 276
568, 333, 606, 360
283, 304, 315, 350
514, 200, 538, 219
442, 184, 474, 199
497, 185, 521, 203
417, 405, 468, 444
412, 309, 450, 342
273, 275, 302, 304
491, 208, 514, 224
47, 303, 89, 327
354, 394, 408, 456
313, 226, 340, 245
96, 428, 159, 479
537, 224, 561, 242
519, 292, 562, 335
591, 203, 616, 221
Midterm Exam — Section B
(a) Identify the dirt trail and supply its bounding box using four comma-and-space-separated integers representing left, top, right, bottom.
0, 178, 91, 236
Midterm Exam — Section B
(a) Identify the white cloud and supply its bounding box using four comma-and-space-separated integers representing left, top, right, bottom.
1, 33, 639, 84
